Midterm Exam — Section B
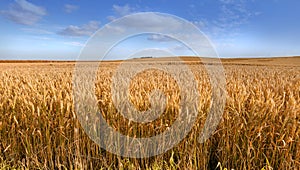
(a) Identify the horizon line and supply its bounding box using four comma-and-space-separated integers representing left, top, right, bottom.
0, 55, 299, 63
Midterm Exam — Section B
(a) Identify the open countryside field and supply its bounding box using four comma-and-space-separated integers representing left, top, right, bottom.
0, 57, 299, 169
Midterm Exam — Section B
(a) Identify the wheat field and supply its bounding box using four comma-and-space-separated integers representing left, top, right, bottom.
0, 57, 299, 169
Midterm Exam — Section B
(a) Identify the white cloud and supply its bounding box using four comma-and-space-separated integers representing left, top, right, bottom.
0, 0, 47, 25
111, 13, 182, 32
192, 21, 206, 29
102, 13, 185, 38
147, 33, 208, 44
219, 0, 235, 4
58, 21, 100, 37
83, 13, 216, 60
101, 13, 211, 46
113, 4, 134, 16
31, 36, 53, 40
21, 28, 53, 34
107, 4, 136, 21
64, 4, 79, 13
147, 34, 173, 42
107, 15, 116, 21
64, 41, 85, 47
104, 24, 125, 34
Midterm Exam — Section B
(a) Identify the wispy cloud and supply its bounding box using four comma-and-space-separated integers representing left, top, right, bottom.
147, 34, 173, 42
107, 4, 136, 21
113, 4, 135, 16
21, 28, 54, 34
0, 0, 47, 25
187, 0, 261, 54
190, 0, 260, 40
107, 13, 182, 32
192, 21, 206, 29
218, 1, 249, 28
58, 21, 100, 37
212, 0, 260, 37
64, 41, 85, 47
31, 36, 53, 40
64, 4, 79, 13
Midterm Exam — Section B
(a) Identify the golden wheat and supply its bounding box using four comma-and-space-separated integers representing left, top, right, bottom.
0, 59, 299, 169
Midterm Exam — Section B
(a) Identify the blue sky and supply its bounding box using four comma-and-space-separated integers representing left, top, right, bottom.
0, 0, 299, 60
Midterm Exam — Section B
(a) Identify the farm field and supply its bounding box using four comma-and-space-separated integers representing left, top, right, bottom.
0, 56, 299, 169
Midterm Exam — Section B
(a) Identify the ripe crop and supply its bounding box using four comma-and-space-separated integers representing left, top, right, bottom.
0, 57, 299, 169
